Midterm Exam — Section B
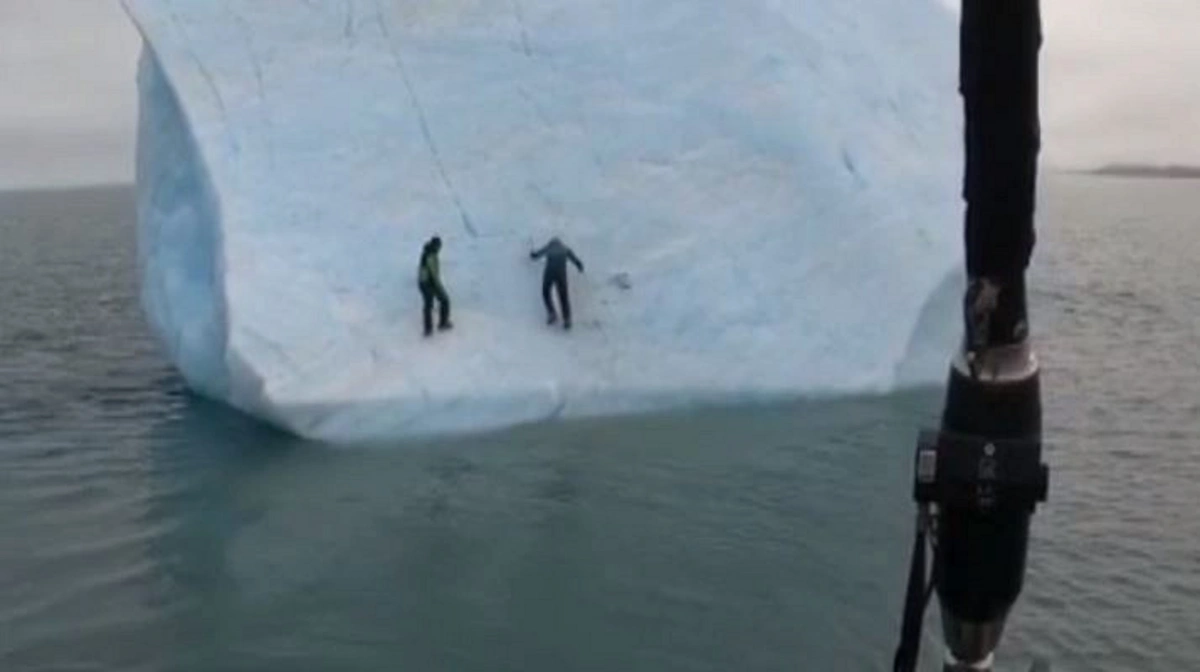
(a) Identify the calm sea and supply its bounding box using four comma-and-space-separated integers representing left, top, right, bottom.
1, 176, 1197, 671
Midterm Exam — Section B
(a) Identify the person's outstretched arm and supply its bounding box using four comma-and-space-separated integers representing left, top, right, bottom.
530, 243, 548, 260
568, 250, 584, 273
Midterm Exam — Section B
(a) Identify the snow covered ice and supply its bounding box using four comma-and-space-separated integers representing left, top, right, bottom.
125, 0, 964, 443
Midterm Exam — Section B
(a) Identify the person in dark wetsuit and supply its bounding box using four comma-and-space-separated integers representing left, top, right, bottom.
417, 236, 452, 336
530, 237, 584, 329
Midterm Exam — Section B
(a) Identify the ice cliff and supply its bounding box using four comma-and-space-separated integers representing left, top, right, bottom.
125, 0, 963, 443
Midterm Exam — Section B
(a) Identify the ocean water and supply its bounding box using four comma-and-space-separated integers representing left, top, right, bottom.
0, 177, 1197, 671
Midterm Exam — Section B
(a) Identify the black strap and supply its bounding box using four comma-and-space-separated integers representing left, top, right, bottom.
893, 512, 934, 672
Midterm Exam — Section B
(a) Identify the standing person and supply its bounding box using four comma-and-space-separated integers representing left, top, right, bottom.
417, 236, 452, 336
530, 237, 584, 330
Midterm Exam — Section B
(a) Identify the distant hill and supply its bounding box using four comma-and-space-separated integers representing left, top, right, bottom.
1086, 164, 1200, 179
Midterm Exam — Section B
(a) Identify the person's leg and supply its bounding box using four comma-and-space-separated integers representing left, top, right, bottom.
542, 272, 557, 324
557, 273, 571, 329
420, 283, 434, 335
435, 284, 451, 329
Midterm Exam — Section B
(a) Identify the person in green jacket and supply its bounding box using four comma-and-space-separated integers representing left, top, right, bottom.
417, 236, 452, 336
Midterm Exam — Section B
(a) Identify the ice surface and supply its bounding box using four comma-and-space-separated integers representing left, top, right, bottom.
125, 0, 964, 443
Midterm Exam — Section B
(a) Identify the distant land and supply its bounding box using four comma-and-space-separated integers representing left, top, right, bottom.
1083, 163, 1200, 179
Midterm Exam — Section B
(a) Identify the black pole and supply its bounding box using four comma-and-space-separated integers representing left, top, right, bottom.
961, 0, 1041, 284
934, 0, 1045, 668
892, 1, 1049, 671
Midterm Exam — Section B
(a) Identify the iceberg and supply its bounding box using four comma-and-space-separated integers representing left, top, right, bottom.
125, 0, 964, 443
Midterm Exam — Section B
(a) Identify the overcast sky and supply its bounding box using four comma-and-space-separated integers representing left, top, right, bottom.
1, 1, 1197, 189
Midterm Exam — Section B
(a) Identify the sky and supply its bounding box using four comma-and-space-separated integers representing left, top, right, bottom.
0, 1, 1197, 189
